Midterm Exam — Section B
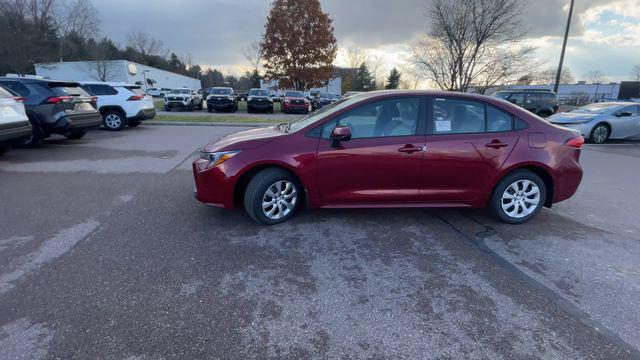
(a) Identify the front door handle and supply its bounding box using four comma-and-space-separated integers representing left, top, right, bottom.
485, 140, 509, 149
397, 145, 423, 154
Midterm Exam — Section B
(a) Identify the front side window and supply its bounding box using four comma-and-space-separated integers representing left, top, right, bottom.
321, 98, 420, 139
618, 106, 639, 116
509, 93, 524, 106
431, 98, 514, 134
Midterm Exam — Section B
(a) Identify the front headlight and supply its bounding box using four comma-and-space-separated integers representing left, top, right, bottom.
247, 96, 254, 101
199, 150, 241, 168
228, 95, 235, 101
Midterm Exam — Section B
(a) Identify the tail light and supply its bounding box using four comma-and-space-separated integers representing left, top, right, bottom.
90, 96, 98, 102
127, 95, 144, 101
44, 96, 71, 104
13, 96, 25, 102
564, 136, 584, 149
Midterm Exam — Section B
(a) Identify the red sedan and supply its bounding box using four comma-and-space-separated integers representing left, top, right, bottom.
193, 91, 583, 225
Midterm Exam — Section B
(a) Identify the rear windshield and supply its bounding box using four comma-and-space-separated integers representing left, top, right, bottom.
249, 89, 269, 96
285, 91, 304, 97
171, 89, 190, 94
209, 88, 232, 95
0, 81, 30, 97
50, 86, 91, 97
124, 86, 146, 96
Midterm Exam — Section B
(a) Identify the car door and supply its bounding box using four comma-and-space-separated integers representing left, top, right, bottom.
422, 97, 519, 203
316, 96, 426, 205
524, 92, 540, 113
610, 105, 640, 138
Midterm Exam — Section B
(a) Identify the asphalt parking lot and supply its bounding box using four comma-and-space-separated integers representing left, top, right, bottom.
1, 125, 639, 359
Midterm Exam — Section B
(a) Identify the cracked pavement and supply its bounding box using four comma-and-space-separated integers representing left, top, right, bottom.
1, 126, 638, 359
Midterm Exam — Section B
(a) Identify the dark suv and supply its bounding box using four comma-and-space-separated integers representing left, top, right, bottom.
492, 90, 559, 118
0, 77, 102, 146
246, 88, 273, 113
206, 87, 237, 112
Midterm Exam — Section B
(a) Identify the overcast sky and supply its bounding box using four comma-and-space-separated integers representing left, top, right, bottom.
93, 0, 640, 84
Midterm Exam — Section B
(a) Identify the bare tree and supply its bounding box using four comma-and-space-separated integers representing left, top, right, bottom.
533, 66, 574, 85
242, 41, 263, 74
409, 0, 534, 92
127, 30, 163, 57
83, 60, 119, 81
55, 0, 100, 61
584, 70, 604, 84
344, 47, 369, 69
367, 54, 386, 89
632, 65, 640, 82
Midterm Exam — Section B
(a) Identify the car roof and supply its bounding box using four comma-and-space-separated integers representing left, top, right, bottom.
584, 101, 637, 106
0, 76, 79, 86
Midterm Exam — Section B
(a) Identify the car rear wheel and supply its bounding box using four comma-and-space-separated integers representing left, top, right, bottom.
65, 130, 87, 140
103, 111, 126, 131
244, 168, 301, 225
490, 170, 546, 224
590, 123, 610, 144
18, 121, 44, 148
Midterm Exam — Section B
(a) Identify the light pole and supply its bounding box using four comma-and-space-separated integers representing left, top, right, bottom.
142, 70, 150, 92
554, 0, 575, 93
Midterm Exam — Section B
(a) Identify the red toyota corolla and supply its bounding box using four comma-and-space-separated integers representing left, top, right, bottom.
193, 91, 583, 225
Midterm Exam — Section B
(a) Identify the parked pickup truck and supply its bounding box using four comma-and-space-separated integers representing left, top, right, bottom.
164, 88, 203, 112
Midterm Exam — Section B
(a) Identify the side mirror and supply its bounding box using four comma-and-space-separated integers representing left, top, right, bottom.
616, 111, 632, 117
330, 126, 351, 147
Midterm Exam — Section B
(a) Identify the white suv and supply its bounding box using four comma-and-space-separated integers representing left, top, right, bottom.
147, 87, 172, 97
80, 82, 156, 131
0, 85, 31, 156
164, 88, 203, 112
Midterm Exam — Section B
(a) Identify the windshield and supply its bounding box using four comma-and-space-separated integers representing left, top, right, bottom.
285, 91, 304, 97
249, 89, 269, 96
171, 89, 190, 94
209, 88, 232, 95
492, 92, 512, 100
287, 96, 363, 133
570, 103, 620, 114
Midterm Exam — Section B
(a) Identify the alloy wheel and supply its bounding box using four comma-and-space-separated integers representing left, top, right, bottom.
501, 179, 541, 219
261, 180, 297, 220
592, 125, 609, 143
105, 114, 122, 129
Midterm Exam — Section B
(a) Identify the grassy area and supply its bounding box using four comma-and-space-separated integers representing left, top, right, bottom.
153, 99, 164, 110
153, 114, 277, 123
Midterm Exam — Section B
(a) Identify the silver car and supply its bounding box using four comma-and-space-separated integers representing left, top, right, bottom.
547, 102, 640, 143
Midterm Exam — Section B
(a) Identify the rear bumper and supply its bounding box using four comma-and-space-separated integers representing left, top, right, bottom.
0, 121, 32, 143
128, 108, 156, 121
50, 112, 102, 134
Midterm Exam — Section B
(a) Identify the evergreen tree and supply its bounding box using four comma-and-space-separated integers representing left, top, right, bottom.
353, 63, 374, 91
385, 68, 402, 89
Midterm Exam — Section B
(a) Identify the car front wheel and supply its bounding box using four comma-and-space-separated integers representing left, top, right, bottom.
244, 168, 301, 225
490, 170, 546, 224
590, 123, 610, 144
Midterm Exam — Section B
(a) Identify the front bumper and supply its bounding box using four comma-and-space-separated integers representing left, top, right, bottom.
207, 98, 235, 109
192, 159, 236, 209
0, 120, 32, 143
283, 102, 309, 112
128, 108, 156, 121
247, 99, 273, 110
165, 101, 190, 108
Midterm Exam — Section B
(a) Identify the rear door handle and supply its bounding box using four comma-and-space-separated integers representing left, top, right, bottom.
485, 140, 509, 149
397, 145, 423, 154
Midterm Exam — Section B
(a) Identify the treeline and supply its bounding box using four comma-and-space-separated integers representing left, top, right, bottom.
0, 0, 257, 89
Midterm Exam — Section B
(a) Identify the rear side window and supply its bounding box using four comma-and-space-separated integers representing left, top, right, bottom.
84, 85, 117, 96
431, 98, 515, 134
0, 81, 30, 97
526, 93, 541, 103
51, 86, 91, 97
541, 93, 557, 102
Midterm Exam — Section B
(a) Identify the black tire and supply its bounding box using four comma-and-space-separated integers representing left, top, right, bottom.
128, 121, 141, 127
244, 168, 302, 225
589, 123, 610, 144
187, 103, 194, 112
536, 111, 552, 118
17, 121, 44, 148
489, 170, 546, 224
103, 110, 126, 131
65, 130, 87, 140
0, 145, 10, 156
164, 106, 169, 111
247, 106, 253, 114
207, 106, 213, 113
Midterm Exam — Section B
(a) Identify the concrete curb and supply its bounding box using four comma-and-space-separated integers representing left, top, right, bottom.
145, 121, 276, 128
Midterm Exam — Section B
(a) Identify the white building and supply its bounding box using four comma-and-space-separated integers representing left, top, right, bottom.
260, 77, 342, 96
34, 60, 201, 90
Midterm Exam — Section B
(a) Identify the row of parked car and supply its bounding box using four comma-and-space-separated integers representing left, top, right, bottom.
161, 87, 342, 114
0, 75, 157, 156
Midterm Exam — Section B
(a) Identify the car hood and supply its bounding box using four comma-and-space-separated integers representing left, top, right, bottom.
548, 112, 600, 124
203, 126, 283, 152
